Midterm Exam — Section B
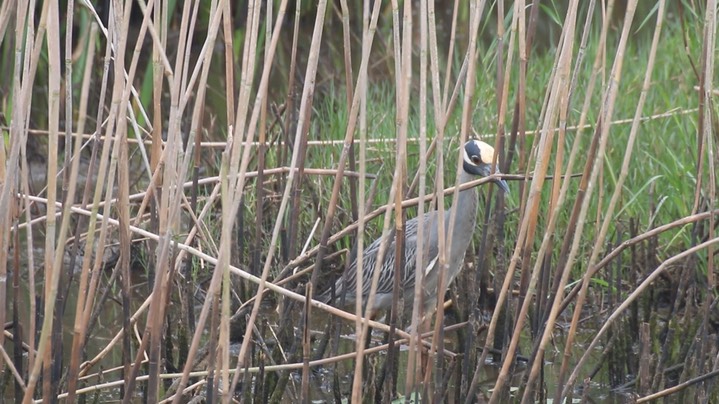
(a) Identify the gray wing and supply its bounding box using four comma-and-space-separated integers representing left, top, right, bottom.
327, 211, 440, 303
400, 211, 440, 293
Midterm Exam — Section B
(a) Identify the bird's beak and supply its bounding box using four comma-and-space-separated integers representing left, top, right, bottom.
494, 177, 509, 194
492, 166, 510, 194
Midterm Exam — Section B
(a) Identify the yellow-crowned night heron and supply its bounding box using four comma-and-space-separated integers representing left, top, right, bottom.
320, 139, 509, 316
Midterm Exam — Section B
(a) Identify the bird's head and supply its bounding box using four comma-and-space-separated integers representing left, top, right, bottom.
462, 140, 510, 193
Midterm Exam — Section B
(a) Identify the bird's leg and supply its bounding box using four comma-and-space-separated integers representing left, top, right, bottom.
359, 309, 378, 399
419, 314, 434, 400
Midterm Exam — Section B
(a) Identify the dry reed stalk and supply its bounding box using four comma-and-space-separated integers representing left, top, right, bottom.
0, 0, 19, 385
441, 0, 460, 110
99, 0, 168, 400
300, 283, 312, 402
305, 0, 381, 321
492, 0, 510, 172
0, 0, 11, 174
148, 0, 166, 368
0, 339, 25, 392
244, 14, 270, 392
175, 0, 225, 396
278, 0, 302, 231
420, 0, 447, 393
405, 0, 429, 396
467, 1, 579, 400
108, 1, 134, 399
194, 2, 223, 400
513, 32, 561, 222
493, 0, 518, 322
214, 142, 231, 401
413, 4, 464, 392
553, 2, 666, 400
339, 0, 359, 225
342, 2, 393, 400
180, 0, 202, 98
405, 0, 469, 202
511, 0, 537, 338
504, 0, 533, 179
16, 105, 695, 149
285, 11, 313, 264
638, 367, 719, 402
252, 0, 270, 278
11, 196, 22, 401
390, 0, 401, 100
223, 0, 300, 393
703, 3, 719, 389
121, 0, 193, 398
425, 0, 485, 396
700, 0, 717, 288
546, 0, 614, 319
351, 0, 369, 395
17, 0, 39, 382
113, 5, 137, 399
62, 14, 100, 404
162, 2, 250, 401
515, 1, 594, 392
11, 0, 48, 159
168, 0, 279, 399
65, 14, 118, 402
492, 0, 573, 400
535, 0, 599, 323
503, 0, 529, 177
527, 0, 638, 399
3, 0, 28, 390
382, 0, 412, 399
693, 5, 709, 218
225, 0, 262, 195
220, 0, 234, 126
150, 0, 164, 209
507, 0, 529, 346
78, 297, 152, 377
19, 1, 59, 401
54, 5, 76, 380
159, 380, 207, 404
0, 0, 15, 47
78, 1, 156, 127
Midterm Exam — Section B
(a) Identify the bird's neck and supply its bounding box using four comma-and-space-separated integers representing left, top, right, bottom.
453, 169, 479, 220
446, 170, 479, 262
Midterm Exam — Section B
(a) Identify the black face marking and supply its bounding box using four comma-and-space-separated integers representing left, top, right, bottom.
464, 141, 483, 164
462, 140, 489, 176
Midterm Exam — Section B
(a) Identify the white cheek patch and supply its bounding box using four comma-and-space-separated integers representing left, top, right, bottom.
463, 150, 474, 165
477, 140, 496, 165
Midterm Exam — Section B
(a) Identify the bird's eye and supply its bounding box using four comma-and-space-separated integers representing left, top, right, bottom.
471, 155, 481, 165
